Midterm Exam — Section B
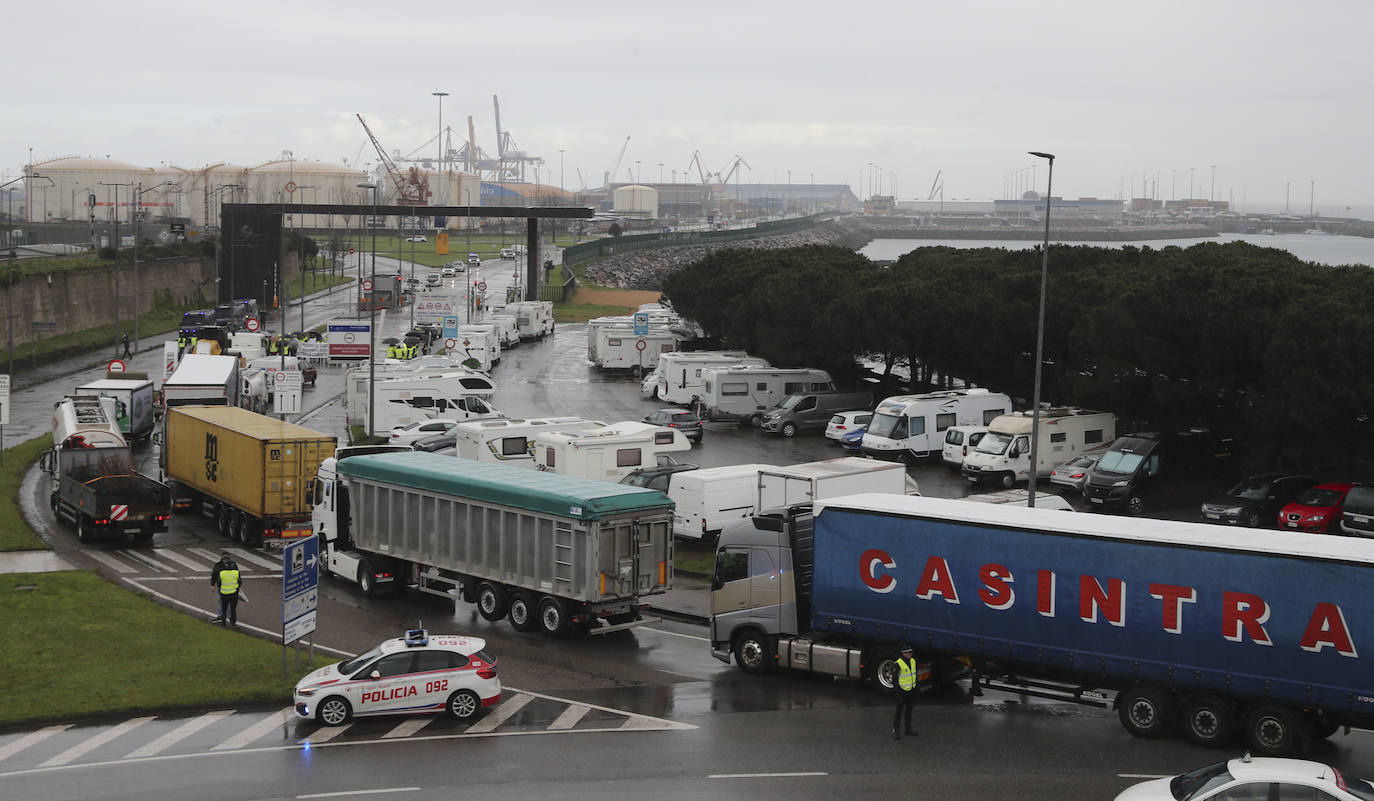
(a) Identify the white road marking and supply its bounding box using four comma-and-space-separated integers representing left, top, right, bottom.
84, 550, 137, 574
709, 772, 828, 779
299, 723, 353, 744
381, 717, 434, 738
548, 703, 590, 730
228, 548, 281, 571
154, 548, 211, 572
119, 550, 177, 573
464, 693, 533, 733
0, 724, 71, 762
297, 788, 419, 799
210, 706, 294, 750
125, 710, 234, 758
39, 717, 155, 767
188, 547, 225, 563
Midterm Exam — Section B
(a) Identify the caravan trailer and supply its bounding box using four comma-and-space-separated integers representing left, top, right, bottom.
452, 417, 607, 468
651, 351, 769, 404
860, 388, 1012, 461
700, 365, 834, 427
532, 421, 693, 482
346, 368, 498, 436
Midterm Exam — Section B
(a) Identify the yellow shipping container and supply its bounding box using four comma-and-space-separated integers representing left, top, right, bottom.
166, 407, 336, 533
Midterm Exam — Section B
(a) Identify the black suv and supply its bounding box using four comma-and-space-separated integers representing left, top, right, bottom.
1199, 472, 1315, 528
643, 408, 704, 444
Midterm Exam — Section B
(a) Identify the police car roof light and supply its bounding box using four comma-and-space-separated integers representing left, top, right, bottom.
404, 627, 429, 647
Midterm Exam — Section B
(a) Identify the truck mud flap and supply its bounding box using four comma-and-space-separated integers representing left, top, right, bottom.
586, 615, 662, 636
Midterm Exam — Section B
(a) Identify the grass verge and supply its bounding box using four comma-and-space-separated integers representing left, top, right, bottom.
0, 435, 53, 551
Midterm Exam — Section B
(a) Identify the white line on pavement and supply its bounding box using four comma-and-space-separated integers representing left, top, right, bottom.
84, 550, 137, 574
464, 693, 532, 733
0, 725, 71, 762
210, 707, 294, 751
709, 772, 828, 779
548, 704, 590, 730
40, 717, 155, 767
125, 710, 234, 758
298, 788, 419, 798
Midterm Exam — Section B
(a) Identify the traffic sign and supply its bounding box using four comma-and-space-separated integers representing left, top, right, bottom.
635, 339, 647, 352
634, 311, 649, 336
244, 317, 260, 332
107, 359, 126, 373
362, 279, 373, 291
282, 536, 319, 646
0, 375, 9, 425
284, 610, 316, 646
285, 180, 297, 193
477, 281, 488, 292
272, 370, 304, 414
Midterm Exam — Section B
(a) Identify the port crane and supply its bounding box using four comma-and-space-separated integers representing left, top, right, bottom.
716, 154, 750, 188
927, 169, 943, 200
357, 114, 430, 205
604, 135, 631, 187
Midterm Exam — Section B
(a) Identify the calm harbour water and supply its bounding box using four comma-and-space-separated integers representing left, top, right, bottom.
859, 232, 1374, 268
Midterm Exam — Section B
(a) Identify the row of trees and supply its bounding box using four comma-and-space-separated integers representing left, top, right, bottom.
661, 241, 1374, 462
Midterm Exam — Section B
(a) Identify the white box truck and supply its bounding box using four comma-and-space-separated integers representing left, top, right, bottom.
533, 421, 693, 482
668, 463, 777, 540
757, 457, 918, 509
73, 377, 157, 442
452, 417, 606, 468
961, 408, 1116, 488
860, 388, 1011, 461
700, 366, 834, 427
162, 354, 241, 408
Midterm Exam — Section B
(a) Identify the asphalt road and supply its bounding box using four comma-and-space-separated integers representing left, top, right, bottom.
9, 258, 1370, 799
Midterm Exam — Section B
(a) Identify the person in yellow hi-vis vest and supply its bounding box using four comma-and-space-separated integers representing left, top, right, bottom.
892, 645, 919, 739
210, 553, 242, 629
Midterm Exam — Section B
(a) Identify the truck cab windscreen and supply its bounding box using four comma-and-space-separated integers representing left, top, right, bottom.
866, 413, 906, 439
1096, 450, 1144, 475
974, 432, 1013, 456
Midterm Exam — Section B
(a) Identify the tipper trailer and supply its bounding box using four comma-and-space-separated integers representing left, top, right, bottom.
311, 451, 674, 637
711, 493, 1374, 756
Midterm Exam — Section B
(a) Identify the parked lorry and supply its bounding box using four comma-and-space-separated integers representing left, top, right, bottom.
163, 354, 240, 408
162, 406, 336, 545
757, 457, 917, 508
960, 408, 1115, 488
711, 493, 1374, 755
311, 451, 674, 636
73, 377, 157, 442
861, 388, 1011, 461
41, 396, 169, 543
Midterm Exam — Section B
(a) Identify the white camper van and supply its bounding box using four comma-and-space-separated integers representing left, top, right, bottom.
454, 325, 500, 370
506, 301, 555, 340
452, 416, 606, 468
482, 313, 520, 349
651, 351, 770, 404
860, 388, 1012, 461
593, 327, 679, 372
586, 311, 682, 362
960, 408, 1116, 488
346, 368, 498, 435
533, 421, 693, 482
700, 365, 834, 426
667, 463, 777, 541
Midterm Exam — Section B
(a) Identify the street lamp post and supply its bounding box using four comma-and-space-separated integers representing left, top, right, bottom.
357, 181, 378, 441
433, 91, 449, 206
1026, 151, 1055, 509
133, 180, 175, 351
463, 188, 473, 321
98, 180, 132, 355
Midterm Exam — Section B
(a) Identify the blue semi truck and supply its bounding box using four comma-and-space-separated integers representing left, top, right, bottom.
709, 494, 1374, 755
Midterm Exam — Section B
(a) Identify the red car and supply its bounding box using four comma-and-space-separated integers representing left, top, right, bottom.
1276, 482, 1353, 533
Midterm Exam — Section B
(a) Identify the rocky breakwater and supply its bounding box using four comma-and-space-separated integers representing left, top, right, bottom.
582, 218, 871, 290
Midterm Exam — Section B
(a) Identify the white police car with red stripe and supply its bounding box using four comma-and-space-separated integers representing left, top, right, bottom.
294, 629, 500, 725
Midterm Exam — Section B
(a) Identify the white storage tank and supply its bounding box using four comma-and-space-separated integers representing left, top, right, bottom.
612, 184, 658, 218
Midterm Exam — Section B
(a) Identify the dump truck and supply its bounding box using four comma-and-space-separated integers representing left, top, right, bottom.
163, 406, 336, 546
312, 451, 674, 636
40, 396, 169, 544
73, 377, 157, 442
711, 493, 1374, 756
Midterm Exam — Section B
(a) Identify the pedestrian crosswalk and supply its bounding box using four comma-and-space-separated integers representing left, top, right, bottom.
0, 691, 693, 775
82, 544, 284, 579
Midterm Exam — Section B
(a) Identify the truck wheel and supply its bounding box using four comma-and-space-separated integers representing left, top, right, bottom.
217, 507, 232, 539
358, 560, 377, 597
446, 689, 481, 721
1180, 694, 1237, 748
1244, 703, 1306, 756
508, 593, 537, 632
1117, 685, 1172, 738
868, 651, 900, 693
317, 696, 352, 726
732, 630, 772, 675
229, 514, 245, 543
1309, 715, 1341, 740
476, 582, 507, 622
537, 596, 570, 637
77, 516, 93, 544
1125, 495, 1147, 516
999, 472, 1015, 489
781, 422, 798, 438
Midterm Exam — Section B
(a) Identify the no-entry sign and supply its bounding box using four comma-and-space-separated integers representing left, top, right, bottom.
245, 317, 260, 332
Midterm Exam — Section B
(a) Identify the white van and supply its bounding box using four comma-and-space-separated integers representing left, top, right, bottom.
667, 463, 777, 541
452, 416, 606, 468
507, 301, 555, 340
593, 327, 679, 372
346, 368, 498, 435
961, 408, 1116, 488
860, 389, 1011, 461
941, 425, 989, 468
532, 421, 693, 482
700, 365, 835, 427
483, 313, 520, 349
652, 351, 769, 404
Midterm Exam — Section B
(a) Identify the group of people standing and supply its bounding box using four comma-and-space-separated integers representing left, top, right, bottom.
387, 341, 421, 359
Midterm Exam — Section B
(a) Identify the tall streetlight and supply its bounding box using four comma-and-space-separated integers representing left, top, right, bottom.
463, 188, 473, 320
433, 91, 449, 205
133, 180, 175, 349
1210, 164, 1216, 207
98, 180, 132, 355
357, 181, 379, 441
1026, 151, 1055, 509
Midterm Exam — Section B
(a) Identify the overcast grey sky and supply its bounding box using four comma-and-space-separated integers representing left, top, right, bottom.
9, 0, 1372, 215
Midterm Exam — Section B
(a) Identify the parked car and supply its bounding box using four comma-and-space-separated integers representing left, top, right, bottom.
1339, 482, 1374, 537
389, 418, 462, 447
411, 432, 457, 453
1276, 481, 1353, 533
403, 277, 422, 292
761, 391, 872, 437
1048, 452, 1105, 493
425, 273, 442, 288
500, 247, 516, 259
618, 461, 700, 492
1199, 471, 1316, 528
940, 425, 988, 468
404, 235, 428, 243
643, 408, 704, 444
824, 410, 873, 443
1112, 755, 1374, 801
441, 266, 456, 277
838, 426, 866, 452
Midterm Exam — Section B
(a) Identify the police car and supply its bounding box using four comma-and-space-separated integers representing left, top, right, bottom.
294, 629, 501, 725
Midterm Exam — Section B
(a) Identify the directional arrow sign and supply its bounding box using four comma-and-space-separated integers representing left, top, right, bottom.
283, 589, 318, 623
282, 537, 319, 601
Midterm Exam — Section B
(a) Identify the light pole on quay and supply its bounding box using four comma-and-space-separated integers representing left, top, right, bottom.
357, 181, 379, 442
1026, 150, 1055, 509
133, 180, 175, 350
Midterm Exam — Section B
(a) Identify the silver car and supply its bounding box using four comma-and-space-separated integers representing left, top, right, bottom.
1049, 452, 1104, 493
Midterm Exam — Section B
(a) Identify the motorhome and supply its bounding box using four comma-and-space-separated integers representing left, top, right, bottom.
860, 388, 1011, 461
346, 368, 498, 436
592, 327, 680, 372
532, 421, 693, 482
482, 313, 520, 349
452, 417, 607, 468
700, 365, 834, 426
586, 311, 682, 362
960, 408, 1116, 488
506, 301, 555, 340
454, 325, 500, 369
665, 463, 777, 541
650, 351, 769, 404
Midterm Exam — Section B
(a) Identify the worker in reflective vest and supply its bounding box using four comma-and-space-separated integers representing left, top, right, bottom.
210, 553, 241, 628
892, 645, 919, 739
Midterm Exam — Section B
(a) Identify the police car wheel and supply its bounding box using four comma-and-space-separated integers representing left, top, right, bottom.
447, 690, 481, 721
318, 696, 352, 726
